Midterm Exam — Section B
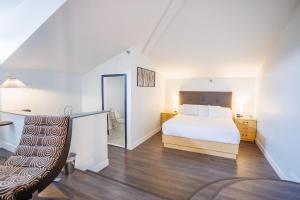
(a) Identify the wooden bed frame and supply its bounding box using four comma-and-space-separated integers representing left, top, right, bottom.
162, 91, 239, 159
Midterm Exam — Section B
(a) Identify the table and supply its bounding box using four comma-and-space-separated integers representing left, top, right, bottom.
0, 121, 13, 126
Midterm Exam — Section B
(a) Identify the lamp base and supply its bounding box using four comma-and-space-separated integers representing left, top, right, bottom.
236, 113, 244, 118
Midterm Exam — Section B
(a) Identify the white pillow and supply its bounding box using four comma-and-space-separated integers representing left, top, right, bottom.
209, 105, 232, 118
178, 105, 184, 114
183, 104, 199, 116
198, 105, 209, 117
182, 104, 209, 116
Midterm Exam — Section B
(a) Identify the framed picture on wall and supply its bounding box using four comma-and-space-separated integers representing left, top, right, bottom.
137, 67, 155, 87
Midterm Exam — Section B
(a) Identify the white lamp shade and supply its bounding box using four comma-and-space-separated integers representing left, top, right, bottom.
1, 77, 26, 88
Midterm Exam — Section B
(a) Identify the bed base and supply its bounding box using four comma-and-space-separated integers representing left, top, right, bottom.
162, 135, 239, 159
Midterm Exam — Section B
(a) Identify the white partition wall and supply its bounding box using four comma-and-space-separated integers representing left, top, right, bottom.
0, 111, 109, 172
70, 112, 109, 172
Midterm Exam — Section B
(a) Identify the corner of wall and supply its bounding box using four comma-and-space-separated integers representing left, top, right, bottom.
254, 4, 300, 184
128, 126, 161, 150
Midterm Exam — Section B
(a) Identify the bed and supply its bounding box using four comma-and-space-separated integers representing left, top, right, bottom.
162, 91, 240, 159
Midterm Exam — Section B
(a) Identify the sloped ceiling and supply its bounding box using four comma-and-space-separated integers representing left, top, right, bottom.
0, 0, 24, 17
0, 0, 66, 64
148, 0, 300, 78
1, 0, 299, 77
1, 0, 170, 73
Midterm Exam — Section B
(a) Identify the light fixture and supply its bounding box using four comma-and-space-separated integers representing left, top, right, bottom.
1, 76, 26, 88
171, 93, 179, 113
172, 101, 179, 113
239, 103, 245, 113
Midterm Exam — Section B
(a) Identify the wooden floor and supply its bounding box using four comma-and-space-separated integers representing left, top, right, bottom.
48, 170, 164, 200
2, 133, 300, 200
98, 133, 279, 199
190, 178, 300, 200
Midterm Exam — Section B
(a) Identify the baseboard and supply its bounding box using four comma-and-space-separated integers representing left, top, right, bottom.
75, 158, 109, 172
88, 159, 109, 173
0, 141, 17, 153
108, 142, 125, 148
128, 127, 161, 150
255, 138, 287, 180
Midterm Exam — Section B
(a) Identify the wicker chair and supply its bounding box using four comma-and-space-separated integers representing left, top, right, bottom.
0, 116, 72, 200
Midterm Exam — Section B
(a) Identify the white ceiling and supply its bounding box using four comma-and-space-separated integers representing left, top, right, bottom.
0, 0, 24, 17
1, 0, 170, 73
0, 0, 66, 64
148, 0, 300, 78
1, 0, 299, 77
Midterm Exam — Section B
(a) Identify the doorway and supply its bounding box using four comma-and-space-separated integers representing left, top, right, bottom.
101, 74, 127, 149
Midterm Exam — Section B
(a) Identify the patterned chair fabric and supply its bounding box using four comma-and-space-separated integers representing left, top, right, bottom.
0, 116, 70, 200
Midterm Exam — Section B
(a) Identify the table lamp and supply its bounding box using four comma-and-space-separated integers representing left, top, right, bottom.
1, 76, 26, 88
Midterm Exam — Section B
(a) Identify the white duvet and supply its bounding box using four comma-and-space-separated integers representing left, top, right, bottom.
162, 114, 240, 144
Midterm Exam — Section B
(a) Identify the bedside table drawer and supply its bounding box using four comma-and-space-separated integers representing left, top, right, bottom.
236, 123, 248, 129
236, 120, 256, 128
240, 131, 256, 141
234, 117, 257, 142
237, 126, 256, 133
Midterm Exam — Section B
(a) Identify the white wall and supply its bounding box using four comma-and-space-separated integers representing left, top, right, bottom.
81, 52, 132, 112
81, 49, 164, 149
165, 77, 256, 115
103, 76, 125, 118
81, 51, 133, 147
256, 4, 300, 182
129, 50, 165, 149
0, 68, 82, 115
70, 113, 108, 172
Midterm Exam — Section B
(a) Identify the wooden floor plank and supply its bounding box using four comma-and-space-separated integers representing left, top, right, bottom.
214, 179, 300, 200
54, 170, 165, 200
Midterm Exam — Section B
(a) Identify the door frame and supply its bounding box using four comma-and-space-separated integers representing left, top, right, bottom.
101, 74, 128, 149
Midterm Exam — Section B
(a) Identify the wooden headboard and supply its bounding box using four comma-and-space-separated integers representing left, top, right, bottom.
179, 91, 232, 108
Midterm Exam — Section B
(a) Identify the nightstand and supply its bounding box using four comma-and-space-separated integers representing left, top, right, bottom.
161, 112, 177, 126
234, 116, 257, 142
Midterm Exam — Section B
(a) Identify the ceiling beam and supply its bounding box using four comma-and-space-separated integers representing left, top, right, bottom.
142, 0, 186, 55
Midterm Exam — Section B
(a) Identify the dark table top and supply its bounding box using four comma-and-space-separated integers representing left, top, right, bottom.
0, 121, 13, 126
